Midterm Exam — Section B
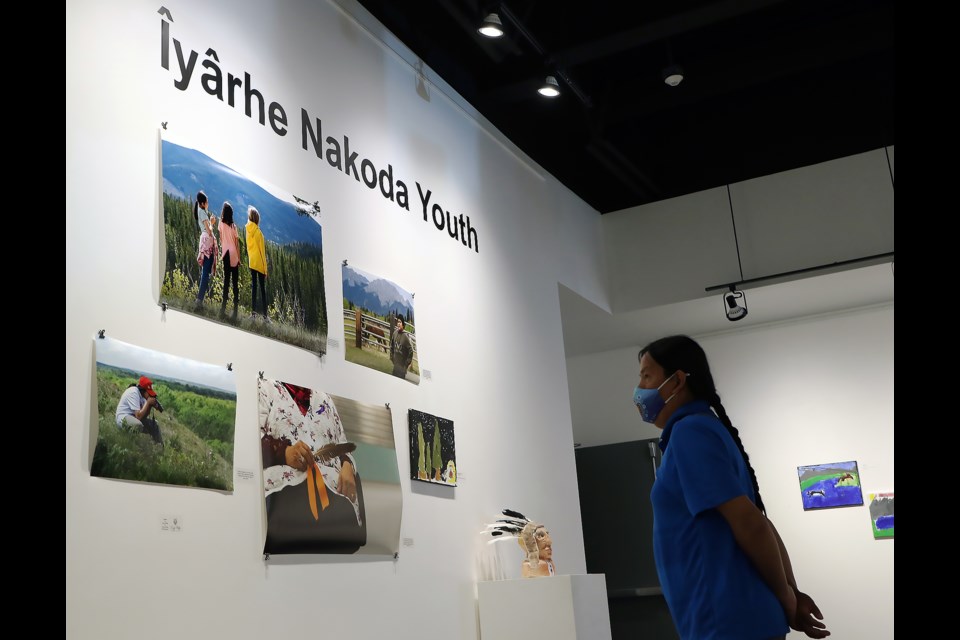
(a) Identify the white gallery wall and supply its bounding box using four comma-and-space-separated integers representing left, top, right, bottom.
66, 1, 606, 638
567, 303, 894, 639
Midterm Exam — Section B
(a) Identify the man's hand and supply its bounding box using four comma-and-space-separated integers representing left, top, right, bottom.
338, 460, 358, 503
284, 441, 313, 471
791, 590, 830, 638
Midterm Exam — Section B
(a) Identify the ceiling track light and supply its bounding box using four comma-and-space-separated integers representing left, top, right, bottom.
538, 75, 560, 97
721, 183, 746, 322
474, 4, 592, 107
723, 285, 748, 321
706, 183, 893, 320
478, 13, 504, 38
662, 64, 684, 87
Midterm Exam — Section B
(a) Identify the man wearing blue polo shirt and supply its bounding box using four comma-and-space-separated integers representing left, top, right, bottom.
635, 336, 829, 640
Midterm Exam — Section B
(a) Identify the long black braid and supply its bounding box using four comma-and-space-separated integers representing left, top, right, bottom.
709, 390, 766, 515
640, 335, 767, 515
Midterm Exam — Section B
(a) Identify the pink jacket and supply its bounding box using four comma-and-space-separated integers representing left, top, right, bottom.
219, 222, 241, 268
198, 230, 218, 260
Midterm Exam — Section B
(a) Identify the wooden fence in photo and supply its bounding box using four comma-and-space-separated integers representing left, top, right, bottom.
343, 309, 418, 366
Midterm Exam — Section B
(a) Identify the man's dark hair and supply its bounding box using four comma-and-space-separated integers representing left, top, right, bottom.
640, 334, 766, 515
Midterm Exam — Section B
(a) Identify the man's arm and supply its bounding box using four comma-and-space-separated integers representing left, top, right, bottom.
768, 519, 797, 590
135, 396, 156, 421
768, 518, 831, 638
715, 495, 796, 622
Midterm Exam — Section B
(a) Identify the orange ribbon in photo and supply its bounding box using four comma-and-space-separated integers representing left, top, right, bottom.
306, 464, 330, 520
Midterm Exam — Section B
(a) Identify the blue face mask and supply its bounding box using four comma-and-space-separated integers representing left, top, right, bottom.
633, 372, 680, 424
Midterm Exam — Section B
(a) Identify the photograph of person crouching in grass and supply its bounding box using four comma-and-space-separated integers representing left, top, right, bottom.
90, 336, 237, 491
160, 132, 328, 355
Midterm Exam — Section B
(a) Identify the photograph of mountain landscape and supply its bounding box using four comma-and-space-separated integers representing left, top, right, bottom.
797, 460, 864, 510
342, 264, 420, 384
159, 132, 328, 355
90, 336, 237, 490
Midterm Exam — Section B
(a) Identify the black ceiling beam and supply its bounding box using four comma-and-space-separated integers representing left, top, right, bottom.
474, 77, 547, 105
497, 3, 593, 107
585, 141, 657, 202
600, 7, 894, 126
591, 138, 662, 198
553, 0, 790, 67
428, 0, 593, 106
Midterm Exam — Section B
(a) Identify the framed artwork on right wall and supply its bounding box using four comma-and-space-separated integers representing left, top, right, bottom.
868, 492, 894, 539
797, 460, 864, 510
408, 409, 456, 486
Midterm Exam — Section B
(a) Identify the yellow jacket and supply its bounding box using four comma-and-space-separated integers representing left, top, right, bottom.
245, 221, 267, 275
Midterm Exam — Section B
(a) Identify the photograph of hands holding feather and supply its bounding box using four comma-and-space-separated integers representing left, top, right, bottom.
259, 378, 366, 554
258, 377, 403, 556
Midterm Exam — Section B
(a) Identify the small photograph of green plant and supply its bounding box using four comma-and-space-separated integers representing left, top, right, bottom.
90, 336, 237, 491
407, 409, 456, 486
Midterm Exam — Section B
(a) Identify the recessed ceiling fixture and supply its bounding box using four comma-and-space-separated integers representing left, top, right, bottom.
662, 64, 684, 87
478, 13, 504, 38
538, 75, 560, 97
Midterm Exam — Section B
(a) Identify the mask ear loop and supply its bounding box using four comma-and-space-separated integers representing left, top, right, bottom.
664, 372, 691, 406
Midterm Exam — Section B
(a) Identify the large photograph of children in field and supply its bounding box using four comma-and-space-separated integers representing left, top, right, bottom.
160, 132, 328, 355
342, 264, 420, 384
90, 336, 237, 490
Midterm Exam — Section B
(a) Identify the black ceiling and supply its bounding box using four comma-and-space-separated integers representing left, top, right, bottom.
354, 0, 895, 214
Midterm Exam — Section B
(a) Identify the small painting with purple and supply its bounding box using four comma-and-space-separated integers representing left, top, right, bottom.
797, 460, 864, 510
868, 492, 894, 538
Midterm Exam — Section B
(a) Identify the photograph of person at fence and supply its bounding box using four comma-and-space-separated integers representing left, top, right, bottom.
342, 263, 420, 385
160, 132, 328, 355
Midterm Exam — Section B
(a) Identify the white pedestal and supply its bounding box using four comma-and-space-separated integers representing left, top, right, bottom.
477, 574, 612, 640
